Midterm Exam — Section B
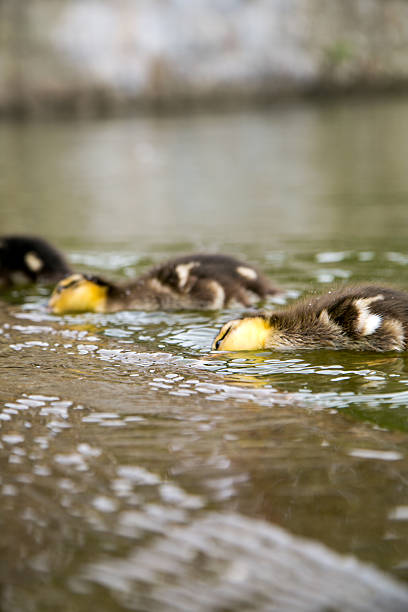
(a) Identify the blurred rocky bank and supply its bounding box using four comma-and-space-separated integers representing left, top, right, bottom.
2, 0, 408, 116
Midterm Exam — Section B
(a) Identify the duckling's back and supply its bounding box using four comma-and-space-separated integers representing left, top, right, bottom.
0, 235, 72, 286
147, 253, 279, 308
273, 284, 408, 351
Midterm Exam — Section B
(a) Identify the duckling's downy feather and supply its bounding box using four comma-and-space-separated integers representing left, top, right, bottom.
0, 235, 72, 286
213, 285, 408, 352
148, 254, 277, 308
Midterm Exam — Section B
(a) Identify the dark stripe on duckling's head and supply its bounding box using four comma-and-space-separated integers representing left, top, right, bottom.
83, 274, 112, 288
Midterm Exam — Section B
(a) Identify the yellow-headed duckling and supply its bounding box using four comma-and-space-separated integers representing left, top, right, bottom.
49, 253, 279, 314
0, 235, 72, 287
212, 285, 408, 352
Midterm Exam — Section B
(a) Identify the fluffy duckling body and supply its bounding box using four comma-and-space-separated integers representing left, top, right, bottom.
0, 235, 72, 287
213, 285, 408, 352
49, 253, 279, 314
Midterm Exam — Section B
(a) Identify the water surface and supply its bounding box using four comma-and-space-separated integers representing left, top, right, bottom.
1, 98, 408, 610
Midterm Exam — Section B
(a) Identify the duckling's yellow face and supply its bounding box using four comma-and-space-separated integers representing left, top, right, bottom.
212, 316, 271, 351
49, 274, 108, 314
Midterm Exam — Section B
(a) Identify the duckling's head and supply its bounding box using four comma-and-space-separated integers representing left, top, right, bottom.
49, 274, 109, 314
212, 315, 272, 351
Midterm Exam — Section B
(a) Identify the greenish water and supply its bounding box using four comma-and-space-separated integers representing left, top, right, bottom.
2, 98, 408, 610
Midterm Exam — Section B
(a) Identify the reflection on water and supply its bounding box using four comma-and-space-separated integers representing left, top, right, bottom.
2, 98, 408, 248
2, 99, 408, 610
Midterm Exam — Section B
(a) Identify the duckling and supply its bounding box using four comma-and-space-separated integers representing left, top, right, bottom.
0, 235, 72, 287
212, 285, 408, 352
49, 253, 279, 314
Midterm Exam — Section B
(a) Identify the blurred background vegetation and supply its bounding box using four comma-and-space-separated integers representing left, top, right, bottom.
2, 0, 408, 117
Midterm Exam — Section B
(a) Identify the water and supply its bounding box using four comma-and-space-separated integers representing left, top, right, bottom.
2, 98, 408, 610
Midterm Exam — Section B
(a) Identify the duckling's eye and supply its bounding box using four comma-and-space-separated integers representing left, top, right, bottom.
215, 326, 231, 349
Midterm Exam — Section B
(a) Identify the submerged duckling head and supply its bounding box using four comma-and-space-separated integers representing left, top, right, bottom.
212, 315, 272, 351
49, 273, 110, 314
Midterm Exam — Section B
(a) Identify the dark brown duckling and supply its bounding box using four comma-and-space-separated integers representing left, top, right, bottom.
49, 253, 279, 314
212, 285, 408, 352
0, 235, 72, 287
